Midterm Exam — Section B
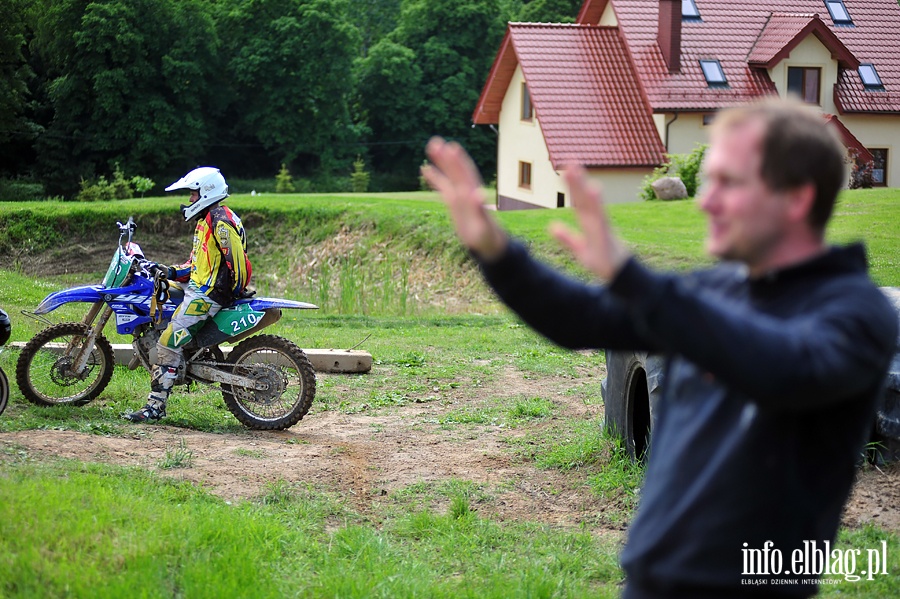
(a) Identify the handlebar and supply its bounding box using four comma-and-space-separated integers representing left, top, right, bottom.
116, 216, 136, 234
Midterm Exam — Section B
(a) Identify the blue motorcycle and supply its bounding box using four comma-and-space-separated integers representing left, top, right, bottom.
15, 217, 318, 430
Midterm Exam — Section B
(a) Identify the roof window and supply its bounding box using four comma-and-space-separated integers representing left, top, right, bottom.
682, 0, 701, 20
700, 60, 728, 87
825, 0, 853, 25
858, 64, 885, 90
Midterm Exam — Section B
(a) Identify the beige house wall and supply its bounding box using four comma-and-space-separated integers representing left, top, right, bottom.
837, 114, 899, 187
585, 169, 655, 204
768, 35, 840, 115
656, 113, 710, 155
496, 65, 654, 208
599, 2, 617, 26
497, 64, 562, 209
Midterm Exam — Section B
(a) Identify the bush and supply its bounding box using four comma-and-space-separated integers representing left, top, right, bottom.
350, 156, 370, 193
848, 148, 874, 189
640, 144, 707, 201
131, 176, 155, 197
76, 176, 115, 202
0, 179, 45, 202
110, 163, 134, 200
275, 163, 295, 193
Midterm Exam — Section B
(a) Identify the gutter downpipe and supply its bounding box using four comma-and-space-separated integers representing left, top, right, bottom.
664, 112, 678, 153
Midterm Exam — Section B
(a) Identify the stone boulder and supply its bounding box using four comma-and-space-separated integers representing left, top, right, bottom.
651, 176, 688, 201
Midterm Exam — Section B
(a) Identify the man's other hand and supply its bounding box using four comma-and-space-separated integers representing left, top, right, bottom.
421, 137, 509, 262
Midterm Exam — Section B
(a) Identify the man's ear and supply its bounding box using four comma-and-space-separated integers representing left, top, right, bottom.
785, 183, 816, 225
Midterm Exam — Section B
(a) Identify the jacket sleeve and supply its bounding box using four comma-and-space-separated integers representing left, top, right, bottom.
478, 240, 662, 352
609, 258, 898, 410
213, 220, 249, 294
170, 255, 192, 283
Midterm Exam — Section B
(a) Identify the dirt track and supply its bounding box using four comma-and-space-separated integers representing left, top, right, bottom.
3, 365, 899, 534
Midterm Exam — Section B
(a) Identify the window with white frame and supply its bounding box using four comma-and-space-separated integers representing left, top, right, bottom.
700, 60, 727, 87
824, 0, 852, 26
858, 64, 885, 91
682, 0, 701, 20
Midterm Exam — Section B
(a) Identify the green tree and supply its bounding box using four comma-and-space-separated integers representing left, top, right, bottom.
217, 0, 362, 177
354, 39, 423, 176
358, 0, 506, 186
275, 163, 295, 193
0, 0, 37, 175
29, 0, 221, 197
516, 0, 581, 23
350, 0, 401, 57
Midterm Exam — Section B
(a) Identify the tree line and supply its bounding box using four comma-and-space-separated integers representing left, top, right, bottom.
0, 0, 580, 198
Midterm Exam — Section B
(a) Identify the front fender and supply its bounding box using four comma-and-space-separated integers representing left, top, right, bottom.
35, 285, 106, 315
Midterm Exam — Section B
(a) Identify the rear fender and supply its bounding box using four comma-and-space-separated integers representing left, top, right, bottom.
244, 297, 318, 311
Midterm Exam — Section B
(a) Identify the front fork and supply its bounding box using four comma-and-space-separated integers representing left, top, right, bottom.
68, 301, 113, 377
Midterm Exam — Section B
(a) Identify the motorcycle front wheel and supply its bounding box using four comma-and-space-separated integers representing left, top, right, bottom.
222, 334, 316, 430
16, 322, 115, 406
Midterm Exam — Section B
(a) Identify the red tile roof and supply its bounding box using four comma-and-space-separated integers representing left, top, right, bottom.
824, 114, 873, 163
747, 13, 857, 69
473, 24, 666, 167
577, 0, 900, 113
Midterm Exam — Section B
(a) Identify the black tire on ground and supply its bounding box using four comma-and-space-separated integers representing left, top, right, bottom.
602, 350, 665, 462
222, 334, 316, 430
0, 367, 8, 416
15, 322, 115, 407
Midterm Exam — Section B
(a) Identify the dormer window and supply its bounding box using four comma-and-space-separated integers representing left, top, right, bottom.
825, 0, 853, 26
682, 0, 701, 20
858, 64, 885, 91
700, 60, 727, 87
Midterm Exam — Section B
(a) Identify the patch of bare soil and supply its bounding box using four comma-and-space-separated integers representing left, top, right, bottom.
2, 361, 898, 535
842, 462, 900, 531
0, 364, 621, 531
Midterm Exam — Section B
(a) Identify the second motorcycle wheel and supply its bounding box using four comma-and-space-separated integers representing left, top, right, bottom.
222, 334, 316, 430
16, 322, 115, 406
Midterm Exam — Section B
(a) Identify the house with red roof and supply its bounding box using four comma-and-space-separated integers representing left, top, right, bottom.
474, 0, 900, 209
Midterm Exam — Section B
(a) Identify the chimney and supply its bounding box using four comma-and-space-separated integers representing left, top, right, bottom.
658, 0, 682, 73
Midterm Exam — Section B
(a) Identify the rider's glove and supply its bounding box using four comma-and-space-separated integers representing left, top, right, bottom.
148, 263, 175, 280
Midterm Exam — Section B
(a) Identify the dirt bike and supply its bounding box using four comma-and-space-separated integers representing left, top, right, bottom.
0, 307, 10, 416
16, 217, 318, 430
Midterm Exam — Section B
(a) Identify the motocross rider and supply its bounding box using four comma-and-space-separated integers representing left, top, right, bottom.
124, 167, 251, 422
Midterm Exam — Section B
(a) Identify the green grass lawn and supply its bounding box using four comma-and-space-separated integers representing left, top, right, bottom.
1, 188, 898, 597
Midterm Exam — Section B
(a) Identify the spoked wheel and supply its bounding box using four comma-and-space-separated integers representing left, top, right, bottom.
222, 334, 316, 430
15, 322, 115, 406
0, 366, 8, 416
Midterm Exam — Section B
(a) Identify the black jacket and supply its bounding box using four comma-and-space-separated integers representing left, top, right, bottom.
480, 241, 897, 597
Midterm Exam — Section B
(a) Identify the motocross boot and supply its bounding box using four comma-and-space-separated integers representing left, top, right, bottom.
123, 365, 176, 422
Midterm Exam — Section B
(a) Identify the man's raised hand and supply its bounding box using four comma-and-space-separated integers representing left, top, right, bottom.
550, 165, 631, 282
421, 137, 509, 262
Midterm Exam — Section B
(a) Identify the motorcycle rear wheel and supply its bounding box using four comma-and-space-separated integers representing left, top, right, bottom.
222, 334, 316, 430
16, 322, 115, 406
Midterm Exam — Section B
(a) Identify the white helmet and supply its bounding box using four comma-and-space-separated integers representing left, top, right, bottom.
165, 167, 229, 221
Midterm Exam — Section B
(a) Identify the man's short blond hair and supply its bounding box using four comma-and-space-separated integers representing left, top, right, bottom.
711, 97, 846, 230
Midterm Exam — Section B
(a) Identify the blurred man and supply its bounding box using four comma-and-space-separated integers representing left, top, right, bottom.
422, 97, 897, 598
